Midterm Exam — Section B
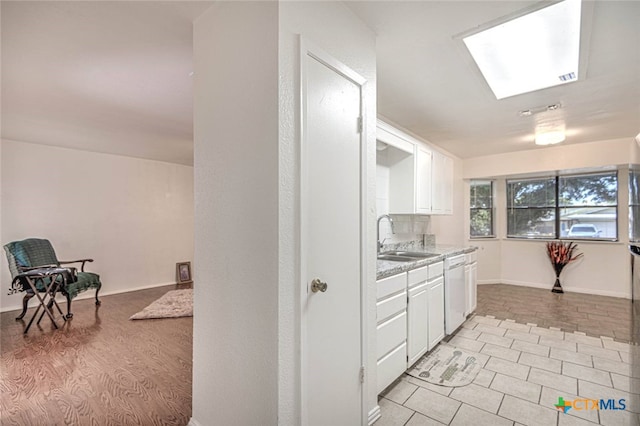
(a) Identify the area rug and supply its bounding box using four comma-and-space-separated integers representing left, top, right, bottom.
130, 289, 193, 320
407, 344, 481, 387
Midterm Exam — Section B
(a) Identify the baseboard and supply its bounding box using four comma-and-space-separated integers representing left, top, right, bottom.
500, 279, 631, 299
478, 279, 500, 285
0, 281, 177, 313
187, 418, 203, 426
368, 405, 381, 425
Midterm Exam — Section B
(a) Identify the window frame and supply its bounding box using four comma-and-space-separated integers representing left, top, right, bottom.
506, 171, 618, 241
470, 179, 495, 239
630, 167, 640, 242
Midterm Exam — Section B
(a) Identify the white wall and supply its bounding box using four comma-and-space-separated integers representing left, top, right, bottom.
192, 2, 279, 426
431, 155, 465, 245
464, 138, 635, 179
279, 2, 377, 424
1, 139, 194, 311
464, 138, 636, 298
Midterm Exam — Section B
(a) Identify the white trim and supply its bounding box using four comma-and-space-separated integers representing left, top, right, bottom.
477, 279, 501, 285
359, 74, 370, 426
0, 281, 177, 313
500, 279, 631, 299
187, 418, 203, 426
299, 36, 309, 426
367, 405, 381, 425
303, 40, 366, 86
376, 121, 415, 154
299, 37, 368, 426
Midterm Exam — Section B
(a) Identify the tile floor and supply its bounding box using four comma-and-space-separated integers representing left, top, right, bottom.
377, 313, 640, 426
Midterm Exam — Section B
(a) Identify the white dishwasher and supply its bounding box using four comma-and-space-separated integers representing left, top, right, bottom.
444, 254, 466, 335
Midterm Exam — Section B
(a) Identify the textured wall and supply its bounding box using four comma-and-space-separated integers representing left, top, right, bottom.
192, 2, 279, 425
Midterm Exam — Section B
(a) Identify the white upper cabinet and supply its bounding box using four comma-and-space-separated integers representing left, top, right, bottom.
377, 120, 452, 215
431, 150, 453, 215
415, 147, 433, 214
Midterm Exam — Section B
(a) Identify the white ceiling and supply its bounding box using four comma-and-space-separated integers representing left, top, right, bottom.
348, 1, 640, 159
1, 1, 211, 166
2, 1, 639, 165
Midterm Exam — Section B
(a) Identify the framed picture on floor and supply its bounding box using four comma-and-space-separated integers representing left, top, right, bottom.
176, 261, 193, 284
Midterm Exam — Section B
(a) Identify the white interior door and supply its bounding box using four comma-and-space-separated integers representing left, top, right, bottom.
301, 43, 365, 426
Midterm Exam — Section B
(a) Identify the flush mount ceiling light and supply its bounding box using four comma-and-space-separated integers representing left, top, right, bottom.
535, 129, 566, 146
463, 0, 582, 100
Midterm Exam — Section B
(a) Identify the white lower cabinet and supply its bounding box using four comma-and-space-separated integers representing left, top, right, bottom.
427, 276, 445, 349
407, 282, 429, 366
376, 273, 408, 394
377, 261, 446, 394
377, 342, 407, 395
469, 263, 477, 312
465, 251, 478, 316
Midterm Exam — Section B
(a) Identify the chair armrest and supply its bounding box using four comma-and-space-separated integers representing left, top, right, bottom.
59, 259, 93, 272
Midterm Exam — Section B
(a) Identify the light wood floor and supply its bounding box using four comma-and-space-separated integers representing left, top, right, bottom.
476, 284, 633, 342
0, 284, 192, 426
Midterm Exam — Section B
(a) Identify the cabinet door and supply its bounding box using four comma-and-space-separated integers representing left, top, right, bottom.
432, 151, 453, 214
469, 263, 477, 313
407, 282, 429, 367
464, 264, 471, 316
415, 147, 432, 214
428, 277, 445, 350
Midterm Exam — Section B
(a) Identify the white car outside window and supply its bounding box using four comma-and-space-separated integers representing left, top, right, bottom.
567, 224, 601, 238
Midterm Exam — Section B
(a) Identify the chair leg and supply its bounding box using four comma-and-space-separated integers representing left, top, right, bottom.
37, 299, 55, 325
65, 293, 74, 319
95, 287, 101, 306
16, 293, 35, 320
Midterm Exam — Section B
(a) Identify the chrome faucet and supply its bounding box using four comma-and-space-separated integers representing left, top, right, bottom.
377, 214, 395, 254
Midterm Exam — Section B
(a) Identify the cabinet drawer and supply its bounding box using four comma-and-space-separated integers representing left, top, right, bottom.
428, 261, 444, 280
408, 266, 428, 287
377, 273, 407, 300
377, 311, 407, 360
377, 290, 407, 323
377, 342, 407, 394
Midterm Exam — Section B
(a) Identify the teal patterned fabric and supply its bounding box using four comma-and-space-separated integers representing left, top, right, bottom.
4, 238, 101, 298
66, 272, 101, 299
4, 238, 59, 277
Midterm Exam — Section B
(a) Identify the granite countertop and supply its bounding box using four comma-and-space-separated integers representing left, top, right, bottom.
376, 242, 477, 280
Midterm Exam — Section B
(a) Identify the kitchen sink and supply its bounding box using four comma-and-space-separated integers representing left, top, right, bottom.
377, 251, 440, 262
383, 251, 439, 259
377, 254, 417, 262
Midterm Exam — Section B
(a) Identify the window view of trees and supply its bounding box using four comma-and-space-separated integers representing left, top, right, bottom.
507, 178, 556, 238
507, 172, 618, 240
470, 180, 494, 238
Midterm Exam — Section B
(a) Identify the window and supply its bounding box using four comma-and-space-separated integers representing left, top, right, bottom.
507, 177, 556, 238
559, 172, 617, 239
631, 167, 640, 242
507, 172, 618, 240
470, 180, 494, 238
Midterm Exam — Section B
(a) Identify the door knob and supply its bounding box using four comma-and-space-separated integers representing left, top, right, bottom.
311, 278, 328, 293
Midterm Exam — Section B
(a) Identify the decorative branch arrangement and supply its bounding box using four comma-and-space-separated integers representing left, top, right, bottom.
546, 241, 583, 293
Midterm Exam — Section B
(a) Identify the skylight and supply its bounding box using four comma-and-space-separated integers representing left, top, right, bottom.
463, 0, 582, 100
